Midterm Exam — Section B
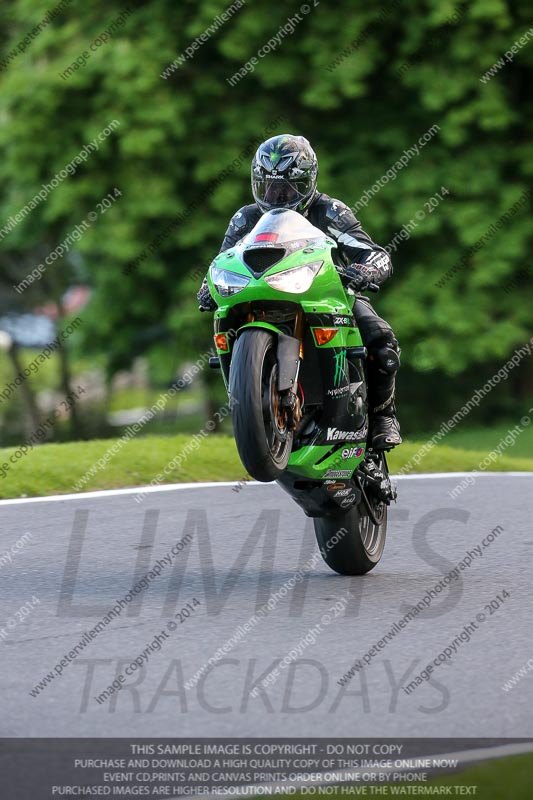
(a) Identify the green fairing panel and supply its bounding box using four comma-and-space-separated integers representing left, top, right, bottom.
287, 443, 366, 479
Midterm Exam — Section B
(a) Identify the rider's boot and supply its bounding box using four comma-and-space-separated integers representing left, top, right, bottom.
370, 395, 402, 450
366, 340, 402, 451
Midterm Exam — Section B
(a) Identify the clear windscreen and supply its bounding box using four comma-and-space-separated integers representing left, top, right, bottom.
240, 208, 328, 250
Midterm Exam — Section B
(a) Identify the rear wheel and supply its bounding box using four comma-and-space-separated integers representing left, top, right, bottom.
229, 329, 293, 482
313, 456, 388, 575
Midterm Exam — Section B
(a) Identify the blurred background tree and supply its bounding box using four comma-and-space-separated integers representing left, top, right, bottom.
0, 0, 531, 444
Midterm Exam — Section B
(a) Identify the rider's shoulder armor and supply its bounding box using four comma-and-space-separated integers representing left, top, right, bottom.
232, 204, 262, 232
220, 204, 262, 253
310, 193, 355, 228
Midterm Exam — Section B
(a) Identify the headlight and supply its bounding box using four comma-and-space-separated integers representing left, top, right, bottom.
211, 267, 251, 297
264, 261, 323, 294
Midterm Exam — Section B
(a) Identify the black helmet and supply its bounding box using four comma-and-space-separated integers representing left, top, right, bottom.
251, 134, 318, 214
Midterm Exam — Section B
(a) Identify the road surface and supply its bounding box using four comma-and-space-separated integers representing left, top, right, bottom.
1, 473, 532, 738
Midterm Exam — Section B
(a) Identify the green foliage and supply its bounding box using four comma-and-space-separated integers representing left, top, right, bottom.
0, 0, 531, 414
283, 754, 533, 800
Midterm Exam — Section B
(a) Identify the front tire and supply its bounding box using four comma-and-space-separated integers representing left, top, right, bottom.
229, 329, 293, 482
313, 498, 387, 575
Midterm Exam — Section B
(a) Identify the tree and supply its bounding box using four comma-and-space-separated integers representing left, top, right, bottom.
1, 0, 531, 431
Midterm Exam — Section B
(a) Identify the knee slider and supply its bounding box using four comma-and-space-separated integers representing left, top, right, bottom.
371, 338, 400, 375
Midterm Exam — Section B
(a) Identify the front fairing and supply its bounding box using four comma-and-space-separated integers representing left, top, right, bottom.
207, 208, 350, 313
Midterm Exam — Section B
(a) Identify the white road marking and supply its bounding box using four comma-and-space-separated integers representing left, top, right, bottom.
0, 472, 530, 506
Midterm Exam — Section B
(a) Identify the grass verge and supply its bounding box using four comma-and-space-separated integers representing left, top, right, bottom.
272, 752, 533, 799
0, 431, 532, 500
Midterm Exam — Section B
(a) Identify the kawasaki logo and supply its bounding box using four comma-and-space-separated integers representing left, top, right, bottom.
326, 427, 358, 441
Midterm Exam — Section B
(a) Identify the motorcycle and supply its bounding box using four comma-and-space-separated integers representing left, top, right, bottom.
206, 208, 396, 575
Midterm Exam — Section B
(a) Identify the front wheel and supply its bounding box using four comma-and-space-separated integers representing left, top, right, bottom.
313, 495, 387, 575
229, 329, 293, 482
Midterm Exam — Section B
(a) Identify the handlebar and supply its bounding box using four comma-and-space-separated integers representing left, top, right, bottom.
368, 283, 380, 293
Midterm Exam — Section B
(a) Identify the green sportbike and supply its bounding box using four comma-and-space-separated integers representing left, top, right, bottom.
207, 208, 396, 575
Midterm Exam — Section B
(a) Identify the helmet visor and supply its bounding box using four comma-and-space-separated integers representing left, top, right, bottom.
252, 177, 312, 210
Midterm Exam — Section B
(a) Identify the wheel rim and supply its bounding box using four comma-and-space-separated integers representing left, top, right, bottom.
359, 452, 387, 556
359, 500, 386, 556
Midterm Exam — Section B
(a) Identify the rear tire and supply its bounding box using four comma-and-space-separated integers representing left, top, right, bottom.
313, 499, 387, 575
229, 329, 293, 482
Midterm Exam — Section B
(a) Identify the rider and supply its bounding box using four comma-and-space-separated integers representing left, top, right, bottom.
197, 134, 401, 450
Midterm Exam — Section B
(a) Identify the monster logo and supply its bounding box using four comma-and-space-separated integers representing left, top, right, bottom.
333, 349, 349, 388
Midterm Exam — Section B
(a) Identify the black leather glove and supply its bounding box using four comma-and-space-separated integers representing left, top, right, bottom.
197, 280, 217, 312
339, 263, 376, 292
